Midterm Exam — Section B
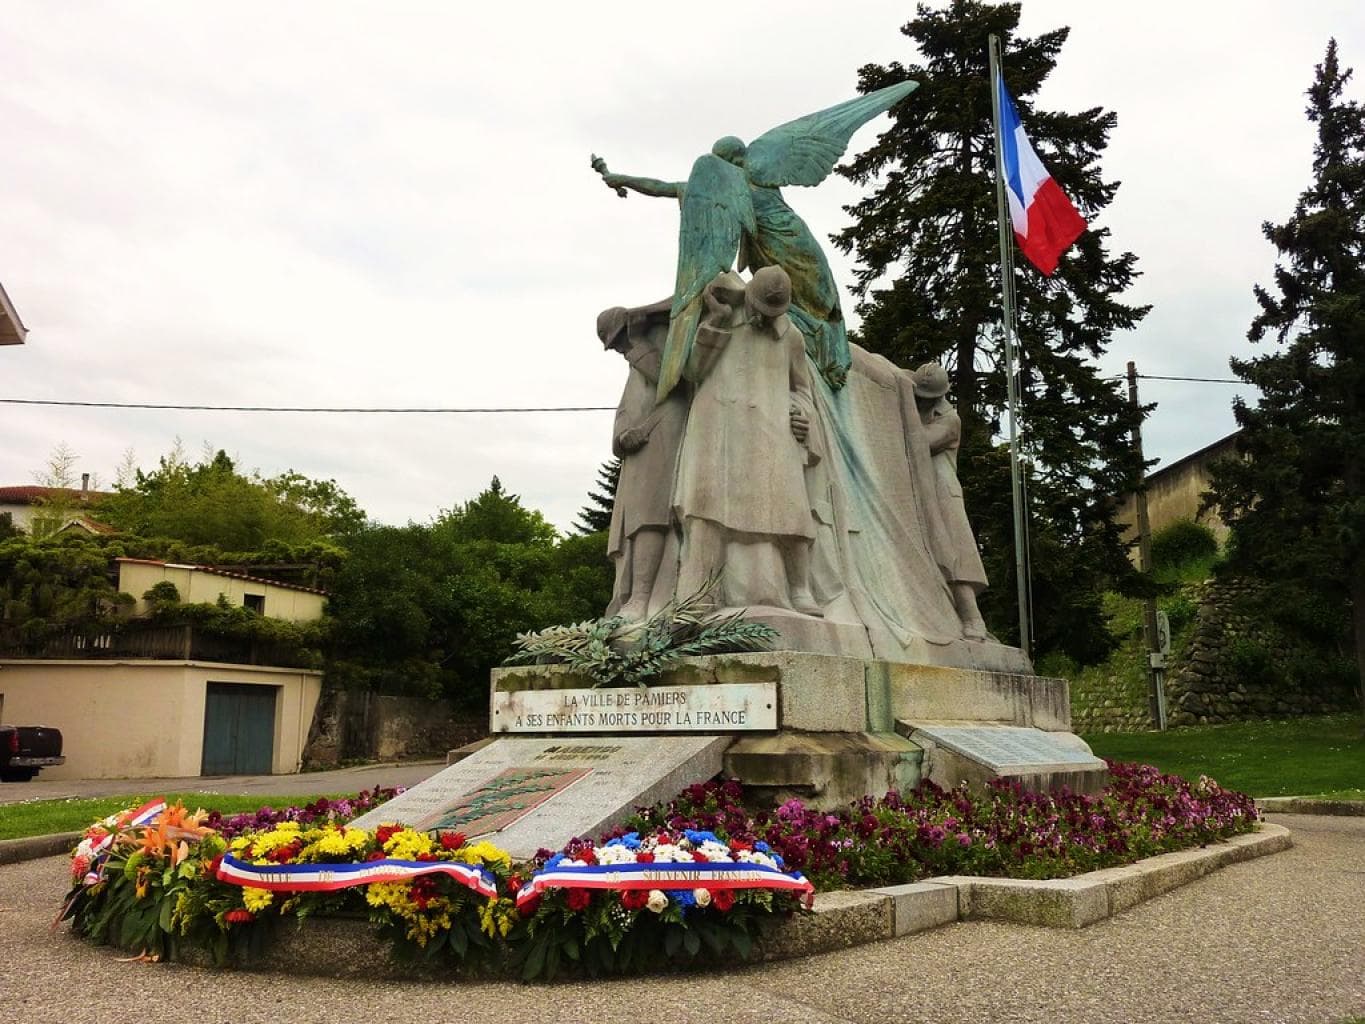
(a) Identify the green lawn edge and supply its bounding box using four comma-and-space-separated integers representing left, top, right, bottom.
0, 792, 350, 842
1083, 712, 1364, 798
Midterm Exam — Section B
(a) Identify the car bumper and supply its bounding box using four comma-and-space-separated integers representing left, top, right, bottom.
10, 756, 65, 768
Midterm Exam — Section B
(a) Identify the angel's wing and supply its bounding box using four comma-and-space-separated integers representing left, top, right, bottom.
656, 154, 755, 399
745, 81, 918, 189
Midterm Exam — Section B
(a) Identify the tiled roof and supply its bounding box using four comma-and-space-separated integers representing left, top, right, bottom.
0, 280, 26, 345
115, 557, 329, 596
0, 485, 110, 504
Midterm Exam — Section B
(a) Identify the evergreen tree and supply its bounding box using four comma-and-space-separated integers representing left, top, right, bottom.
575, 458, 621, 535
1208, 40, 1365, 716
836, 0, 1148, 663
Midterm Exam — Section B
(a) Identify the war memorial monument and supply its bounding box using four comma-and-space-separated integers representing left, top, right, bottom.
352, 82, 1106, 855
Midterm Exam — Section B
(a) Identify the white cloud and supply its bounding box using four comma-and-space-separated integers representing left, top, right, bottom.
1, 0, 1361, 526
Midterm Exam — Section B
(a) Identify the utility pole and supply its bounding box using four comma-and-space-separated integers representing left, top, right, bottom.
1127, 361, 1167, 729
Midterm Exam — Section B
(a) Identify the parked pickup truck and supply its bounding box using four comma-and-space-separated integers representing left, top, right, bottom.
0, 724, 64, 781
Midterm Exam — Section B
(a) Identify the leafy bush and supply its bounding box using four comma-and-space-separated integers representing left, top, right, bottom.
142, 580, 181, 609
1151, 519, 1219, 572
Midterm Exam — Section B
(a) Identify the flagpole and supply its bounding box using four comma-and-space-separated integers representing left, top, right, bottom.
989, 33, 1033, 659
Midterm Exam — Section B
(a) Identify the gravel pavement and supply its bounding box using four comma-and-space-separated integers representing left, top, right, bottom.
1, 813, 1360, 1024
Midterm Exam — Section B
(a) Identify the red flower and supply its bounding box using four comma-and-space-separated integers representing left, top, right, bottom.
565, 887, 593, 912
692, 851, 709, 863
507, 874, 523, 893
375, 824, 402, 846
366, 851, 387, 861
621, 889, 649, 910
224, 909, 255, 924
578, 848, 598, 866
206, 854, 224, 878
518, 894, 542, 917
636, 851, 655, 863
438, 831, 467, 851
712, 889, 736, 912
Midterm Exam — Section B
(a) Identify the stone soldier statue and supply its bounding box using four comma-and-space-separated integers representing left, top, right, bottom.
673, 266, 821, 615
598, 299, 688, 620
911, 363, 990, 640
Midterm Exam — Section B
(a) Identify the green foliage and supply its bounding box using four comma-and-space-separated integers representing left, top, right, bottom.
512, 890, 774, 982
147, 598, 328, 668
505, 578, 779, 686
575, 458, 620, 535
142, 580, 181, 609
1150, 520, 1219, 573
99, 444, 366, 549
835, 0, 1148, 664
1206, 40, 1365, 714
325, 478, 614, 706
0, 533, 131, 637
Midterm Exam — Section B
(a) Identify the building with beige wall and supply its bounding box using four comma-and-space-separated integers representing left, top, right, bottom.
0, 557, 329, 779
0, 659, 322, 779
116, 558, 327, 622
1116, 431, 1240, 560
0, 484, 112, 535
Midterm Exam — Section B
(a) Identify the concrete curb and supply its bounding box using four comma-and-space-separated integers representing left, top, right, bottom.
1258, 796, 1365, 817
154, 823, 1293, 976
0, 830, 79, 865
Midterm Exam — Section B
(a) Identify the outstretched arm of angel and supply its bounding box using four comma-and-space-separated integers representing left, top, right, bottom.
591, 155, 683, 198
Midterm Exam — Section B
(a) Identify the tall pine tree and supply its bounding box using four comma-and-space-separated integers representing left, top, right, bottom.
1208, 39, 1365, 716
575, 458, 621, 534
836, 0, 1148, 664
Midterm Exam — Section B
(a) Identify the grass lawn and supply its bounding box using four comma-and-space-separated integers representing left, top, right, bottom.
0, 792, 349, 842
1084, 713, 1365, 798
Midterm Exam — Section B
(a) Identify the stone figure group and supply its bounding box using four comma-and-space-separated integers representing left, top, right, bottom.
598, 265, 991, 658
591, 82, 1002, 665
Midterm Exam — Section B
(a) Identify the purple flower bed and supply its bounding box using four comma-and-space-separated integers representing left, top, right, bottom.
203, 786, 401, 840
618, 762, 1259, 890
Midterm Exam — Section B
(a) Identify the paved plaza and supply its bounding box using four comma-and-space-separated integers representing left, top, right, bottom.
0, 814, 1360, 1024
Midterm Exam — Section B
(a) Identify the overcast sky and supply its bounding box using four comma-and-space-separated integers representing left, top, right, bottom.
2, 1, 1363, 531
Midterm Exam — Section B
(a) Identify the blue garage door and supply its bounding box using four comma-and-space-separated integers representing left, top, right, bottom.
201, 683, 276, 775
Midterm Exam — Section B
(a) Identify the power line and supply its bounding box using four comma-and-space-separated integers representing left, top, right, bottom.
0, 398, 616, 413
0, 371, 1246, 415
1137, 373, 1243, 385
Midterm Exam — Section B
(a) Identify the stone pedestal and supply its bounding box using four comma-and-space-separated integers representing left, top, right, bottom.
353, 656, 1106, 853
486, 652, 1106, 810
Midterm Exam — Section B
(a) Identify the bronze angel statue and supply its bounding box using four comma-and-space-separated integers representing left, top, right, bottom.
592, 81, 917, 397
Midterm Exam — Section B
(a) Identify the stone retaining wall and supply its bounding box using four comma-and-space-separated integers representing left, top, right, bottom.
1070, 664, 1152, 734
1070, 576, 1355, 733
1165, 579, 1354, 726
303, 690, 485, 768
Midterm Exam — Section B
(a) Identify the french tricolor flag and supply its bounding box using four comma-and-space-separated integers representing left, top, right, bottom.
998, 79, 1087, 276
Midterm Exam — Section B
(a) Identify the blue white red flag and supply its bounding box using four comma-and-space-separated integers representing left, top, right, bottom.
216, 854, 497, 899
514, 860, 814, 908
997, 78, 1087, 275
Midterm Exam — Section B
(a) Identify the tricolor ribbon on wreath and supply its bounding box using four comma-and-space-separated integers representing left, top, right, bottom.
79, 799, 168, 885
215, 853, 498, 899
514, 861, 815, 909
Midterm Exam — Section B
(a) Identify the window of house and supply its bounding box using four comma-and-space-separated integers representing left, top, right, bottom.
243, 593, 265, 615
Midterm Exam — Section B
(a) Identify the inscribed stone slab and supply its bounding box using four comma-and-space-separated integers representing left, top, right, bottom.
491, 683, 776, 734
909, 724, 1104, 773
347, 735, 730, 858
